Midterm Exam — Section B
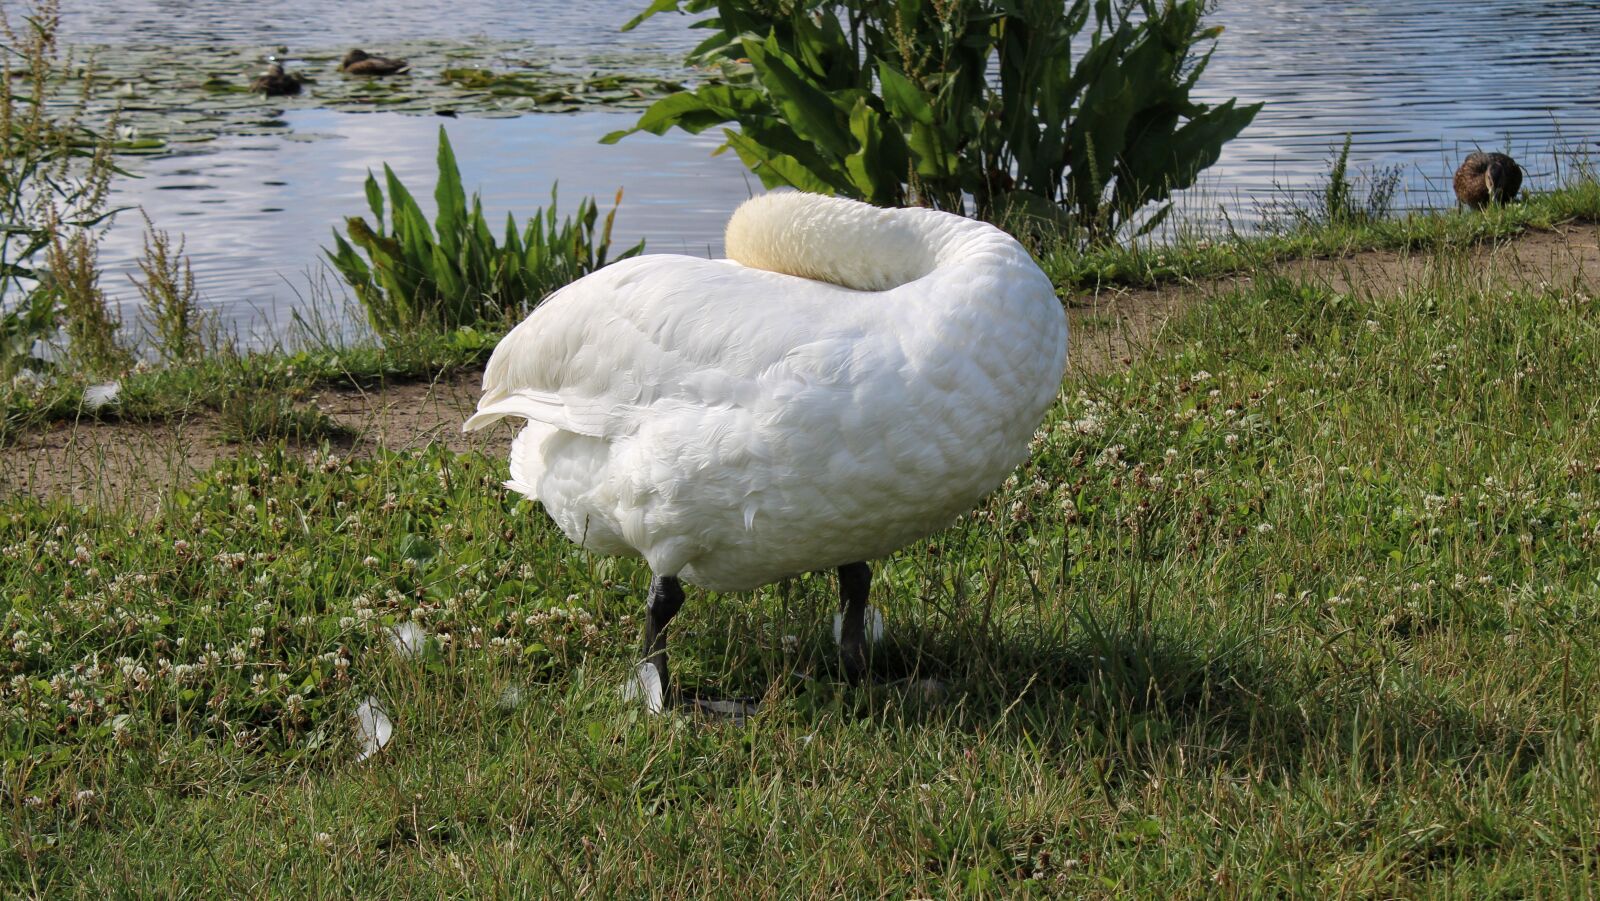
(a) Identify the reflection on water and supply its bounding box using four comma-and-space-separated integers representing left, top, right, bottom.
58, 0, 700, 55
75, 0, 1600, 339
99, 112, 755, 341
1189, 0, 1600, 219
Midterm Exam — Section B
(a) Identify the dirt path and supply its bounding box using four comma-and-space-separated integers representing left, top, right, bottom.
5, 223, 1597, 507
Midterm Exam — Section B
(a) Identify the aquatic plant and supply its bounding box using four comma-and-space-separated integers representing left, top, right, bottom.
608, 0, 1260, 243
1, 0, 123, 376
326, 127, 643, 337
129, 212, 216, 364
1257, 133, 1404, 232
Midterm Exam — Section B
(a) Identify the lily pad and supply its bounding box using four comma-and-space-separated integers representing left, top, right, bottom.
44, 39, 697, 158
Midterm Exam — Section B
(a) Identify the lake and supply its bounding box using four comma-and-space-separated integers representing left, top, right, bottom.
51, 0, 1600, 341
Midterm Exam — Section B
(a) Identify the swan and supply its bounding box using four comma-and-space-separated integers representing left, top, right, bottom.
464, 192, 1067, 708
1454, 152, 1522, 210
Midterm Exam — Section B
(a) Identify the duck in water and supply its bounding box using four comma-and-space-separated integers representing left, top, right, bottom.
340, 49, 410, 76
250, 63, 302, 97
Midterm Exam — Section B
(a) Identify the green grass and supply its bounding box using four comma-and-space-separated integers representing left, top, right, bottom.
1044, 175, 1600, 292
5, 235, 1600, 895
5, 177, 1599, 444
0, 325, 497, 445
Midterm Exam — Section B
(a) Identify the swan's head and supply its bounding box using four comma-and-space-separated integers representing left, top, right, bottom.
725, 193, 960, 292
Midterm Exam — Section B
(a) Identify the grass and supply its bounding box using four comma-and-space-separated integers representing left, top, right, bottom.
5, 227, 1600, 894
0, 325, 496, 445
4, 175, 1598, 444
1043, 172, 1600, 292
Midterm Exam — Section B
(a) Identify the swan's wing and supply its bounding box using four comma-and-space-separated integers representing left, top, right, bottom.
464, 254, 860, 438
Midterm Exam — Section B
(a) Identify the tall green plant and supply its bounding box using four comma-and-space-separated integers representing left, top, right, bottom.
607, 0, 1260, 243
327, 127, 644, 338
2, 0, 123, 374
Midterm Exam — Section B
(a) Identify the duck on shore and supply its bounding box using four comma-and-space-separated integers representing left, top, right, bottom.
340, 49, 410, 76
1454, 152, 1522, 209
250, 63, 303, 96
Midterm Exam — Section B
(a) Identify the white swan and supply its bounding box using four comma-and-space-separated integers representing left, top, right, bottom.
465, 192, 1067, 702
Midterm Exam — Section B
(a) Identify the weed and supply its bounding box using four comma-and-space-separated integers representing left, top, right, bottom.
130, 212, 215, 364
326, 126, 643, 338
1257, 133, 1406, 233
214, 390, 351, 444
0, 0, 123, 376
611, 0, 1259, 242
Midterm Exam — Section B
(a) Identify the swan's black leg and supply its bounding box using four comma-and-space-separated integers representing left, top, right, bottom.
838, 561, 872, 684
642, 575, 685, 694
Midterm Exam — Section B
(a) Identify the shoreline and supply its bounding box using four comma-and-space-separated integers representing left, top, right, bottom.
6, 207, 1597, 506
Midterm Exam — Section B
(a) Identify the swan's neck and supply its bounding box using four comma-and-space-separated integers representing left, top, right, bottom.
724, 193, 1003, 292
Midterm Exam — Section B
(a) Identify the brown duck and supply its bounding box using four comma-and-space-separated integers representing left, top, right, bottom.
340, 49, 410, 76
1454, 152, 1522, 209
250, 63, 303, 97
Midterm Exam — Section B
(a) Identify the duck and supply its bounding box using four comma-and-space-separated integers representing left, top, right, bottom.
465, 192, 1068, 711
250, 63, 302, 97
1454, 151, 1522, 209
340, 49, 410, 76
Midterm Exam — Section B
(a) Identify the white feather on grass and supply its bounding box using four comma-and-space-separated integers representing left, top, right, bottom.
82, 381, 120, 411
620, 662, 664, 714
353, 695, 393, 762
387, 622, 427, 659
832, 605, 884, 646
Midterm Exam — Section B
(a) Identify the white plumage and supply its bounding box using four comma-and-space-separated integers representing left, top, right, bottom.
466, 192, 1065, 703
466, 192, 1066, 591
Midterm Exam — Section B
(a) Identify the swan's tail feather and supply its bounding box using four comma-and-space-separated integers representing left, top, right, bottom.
464, 389, 610, 437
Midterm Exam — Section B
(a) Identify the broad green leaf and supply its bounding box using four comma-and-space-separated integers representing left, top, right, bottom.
876, 62, 933, 126
722, 129, 839, 195
742, 33, 854, 160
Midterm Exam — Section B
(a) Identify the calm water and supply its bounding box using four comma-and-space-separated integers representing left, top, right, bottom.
53, 0, 1600, 340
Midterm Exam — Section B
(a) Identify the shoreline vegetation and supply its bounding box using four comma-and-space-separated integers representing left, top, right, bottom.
7, 0, 1600, 894
4, 174, 1598, 446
